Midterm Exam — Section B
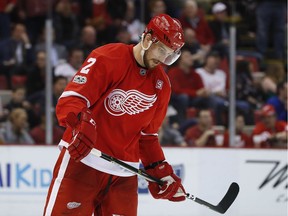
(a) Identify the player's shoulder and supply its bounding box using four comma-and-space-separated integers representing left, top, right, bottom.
167, 66, 180, 76
87, 43, 135, 71
93, 43, 132, 59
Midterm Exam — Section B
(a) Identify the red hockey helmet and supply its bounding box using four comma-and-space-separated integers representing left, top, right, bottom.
144, 14, 185, 65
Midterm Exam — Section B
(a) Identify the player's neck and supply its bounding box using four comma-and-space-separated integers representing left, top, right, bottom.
133, 44, 146, 68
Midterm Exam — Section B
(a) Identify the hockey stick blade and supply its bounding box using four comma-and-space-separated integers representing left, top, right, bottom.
216, 182, 239, 213
187, 182, 239, 214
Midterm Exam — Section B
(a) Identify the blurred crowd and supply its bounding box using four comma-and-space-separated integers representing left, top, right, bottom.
0, 0, 286, 148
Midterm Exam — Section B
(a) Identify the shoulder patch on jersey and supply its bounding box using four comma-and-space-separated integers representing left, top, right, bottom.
73, 75, 87, 84
104, 89, 157, 116
156, 79, 163, 90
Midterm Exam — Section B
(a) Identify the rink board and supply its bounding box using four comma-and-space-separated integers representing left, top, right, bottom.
0, 146, 287, 216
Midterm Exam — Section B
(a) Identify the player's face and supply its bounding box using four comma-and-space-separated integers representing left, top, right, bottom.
13, 111, 28, 129
13, 88, 25, 103
206, 56, 220, 70
235, 115, 245, 131
180, 50, 194, 68
144, 42, 174, 69
199, 111, 212, 127
53, 78, 68, 97
263, 115, 276, 128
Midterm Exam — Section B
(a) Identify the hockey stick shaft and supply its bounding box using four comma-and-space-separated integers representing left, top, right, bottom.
90, 148, 239, 214
91, 149, 163, 185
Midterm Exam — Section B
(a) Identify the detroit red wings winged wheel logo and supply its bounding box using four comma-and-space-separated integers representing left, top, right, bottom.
104, 89, 157, 116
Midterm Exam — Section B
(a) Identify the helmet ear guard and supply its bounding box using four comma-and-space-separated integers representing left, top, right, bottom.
140, 33, 153, 51
140, 33, 153, 66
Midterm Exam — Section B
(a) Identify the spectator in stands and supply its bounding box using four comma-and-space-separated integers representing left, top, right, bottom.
256, 0, 286, 60
261, 61, 286, 100
185, 109, 218, 147
78, 25, 98, 59
96, 0, 127, 44
0, 108, 34, 144
266, 81, 287, 122
179, 0, 214, 53
252, 104, 287, 148
124, 0, 145, 43
35, 28, 68, 67
236, 60, 261, 107
54, 48, 84, 81
0, 97, 9, 123
168, 47, 209, 124
159, 106, 187, 147
25, 50, 46, 97
17, 0, 56, 45
145, 0, 167, 23
223, 113, 253, 147
53, 0, 80, 48
183, 27, 206, 67
236, 60, 261, 124
27, 76, 67, 115
208, 2, 230, 58
196, 52, 254, 125
234, 0, 257, 38
106, 0, 127, 23
0, 0, 16, 40
74, 0, 91, 25
87, 0, 111, 44
0, 23, 33, 88
115, 27, 133, 44
4, 86, 38, 127
29, 113, 64, 144
195, 51, 227, 125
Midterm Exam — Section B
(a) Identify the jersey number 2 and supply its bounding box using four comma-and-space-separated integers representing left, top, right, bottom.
80, 58, 96, 74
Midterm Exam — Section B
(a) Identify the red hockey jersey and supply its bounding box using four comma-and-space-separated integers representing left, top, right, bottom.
56, 43, 170, 175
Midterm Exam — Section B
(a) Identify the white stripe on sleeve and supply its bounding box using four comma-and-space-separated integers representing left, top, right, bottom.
60, 90, 91, 107
141, 131, 158, 136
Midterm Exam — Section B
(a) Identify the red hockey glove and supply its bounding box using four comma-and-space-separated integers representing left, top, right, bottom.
145, 162, 186, 202
65, 108, 97, 162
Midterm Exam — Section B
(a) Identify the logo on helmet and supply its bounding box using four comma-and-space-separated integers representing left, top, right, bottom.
156, 15, 170, 31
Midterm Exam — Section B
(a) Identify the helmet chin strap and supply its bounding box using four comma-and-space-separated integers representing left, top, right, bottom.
140, 34, 152, 67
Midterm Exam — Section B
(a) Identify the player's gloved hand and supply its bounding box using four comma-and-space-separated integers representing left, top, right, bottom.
65, 108, 97, 162
145, 162, 186, 202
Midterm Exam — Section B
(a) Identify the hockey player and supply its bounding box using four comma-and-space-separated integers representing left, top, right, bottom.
44, 14, 186, 216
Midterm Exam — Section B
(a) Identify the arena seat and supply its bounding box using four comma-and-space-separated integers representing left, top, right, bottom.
0, 75, 8, 90
11, 75, 27, 88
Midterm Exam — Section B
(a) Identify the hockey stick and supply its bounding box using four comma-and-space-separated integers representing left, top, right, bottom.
90, 148, 239, 214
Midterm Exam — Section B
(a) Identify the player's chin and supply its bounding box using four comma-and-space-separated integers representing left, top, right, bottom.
147, 59, 161, 69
